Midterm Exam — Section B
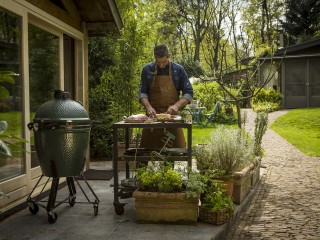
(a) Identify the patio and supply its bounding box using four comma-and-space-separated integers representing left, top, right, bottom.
0, 160, 261, 240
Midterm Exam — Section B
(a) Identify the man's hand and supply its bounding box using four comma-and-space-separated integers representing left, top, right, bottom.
140, 98, 157, 117
167, 104, 179, 115
167, 98, 190, 115
146, 106, 157, 117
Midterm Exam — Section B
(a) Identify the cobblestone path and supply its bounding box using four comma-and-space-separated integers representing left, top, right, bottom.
227, 109, 320, 240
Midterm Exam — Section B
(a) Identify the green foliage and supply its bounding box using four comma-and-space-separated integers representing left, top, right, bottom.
191, 82, 237, 124
0, 71, 15, 99
192, 82, 222, 112
252, 88, 283, 112
193, 125, 254, 176
89, 120, 113, 159
253, 111, 269, 156
28, 24, 59, 112
88, 35, 119, 89
281, 0, 320, 44
88, 83, 114, 158
176, 57, 205, 78
201, 175, 235, 213
135, 162, 182, 193
88, 0, 152, 157
271, 108, 320, 156
135, 162, 205, 198
0, 111, 27, 158
184, 167, 206, 199
242, 0, 283, 55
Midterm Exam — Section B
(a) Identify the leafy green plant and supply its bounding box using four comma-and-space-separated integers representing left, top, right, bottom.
252, 88, 283, 112
176, 57, 205, 78
193, 144, 212, 172
201, 176, 235, 213
192, 82, 222, 113
253, 111, 269, 156
135, 162, 205, 198
0, 71, 15, 99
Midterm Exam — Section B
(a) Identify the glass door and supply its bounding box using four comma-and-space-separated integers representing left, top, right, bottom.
28, 23, 60, 168
0, 8, 24, 182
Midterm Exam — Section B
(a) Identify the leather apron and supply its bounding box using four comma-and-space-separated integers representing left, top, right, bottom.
140, 62, 186, 149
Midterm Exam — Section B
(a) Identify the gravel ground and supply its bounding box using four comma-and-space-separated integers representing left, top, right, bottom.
227, 108, 320, 240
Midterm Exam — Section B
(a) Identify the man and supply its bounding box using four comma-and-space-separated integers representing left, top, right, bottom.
139, 43, 193, 149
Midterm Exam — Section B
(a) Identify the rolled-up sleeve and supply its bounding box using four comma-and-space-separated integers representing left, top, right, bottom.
177, 64, 193, 103
139, 65, 149, 100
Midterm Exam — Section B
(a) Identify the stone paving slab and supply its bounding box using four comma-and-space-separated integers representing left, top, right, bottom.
2, 108, 304, 240
0, 163, 255, 240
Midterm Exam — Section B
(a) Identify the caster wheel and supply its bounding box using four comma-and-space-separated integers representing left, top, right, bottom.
114, 205, 124, 215
48, 212, 58, 224
68, 196, 76, 206
28, 201, 39, 215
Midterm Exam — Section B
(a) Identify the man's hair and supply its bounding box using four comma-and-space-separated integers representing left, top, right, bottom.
154, 44, 170, 58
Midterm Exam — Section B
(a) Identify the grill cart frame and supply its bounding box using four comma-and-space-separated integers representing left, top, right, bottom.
26, 173, 100, 223
112, 121, 193, 215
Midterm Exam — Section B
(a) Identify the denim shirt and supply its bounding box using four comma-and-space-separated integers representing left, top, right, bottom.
139, 61, 193, 103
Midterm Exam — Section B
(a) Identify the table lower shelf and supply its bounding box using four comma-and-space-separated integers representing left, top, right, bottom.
117, 154, 189, 162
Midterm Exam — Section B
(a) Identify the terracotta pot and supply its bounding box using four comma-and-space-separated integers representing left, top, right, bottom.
212, 176, 234, 198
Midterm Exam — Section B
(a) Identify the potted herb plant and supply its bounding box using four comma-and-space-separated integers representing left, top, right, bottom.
194, 109, 268, 204
199, 173, 235, 225
133, 161, 205, 224
193, 125, 256, 203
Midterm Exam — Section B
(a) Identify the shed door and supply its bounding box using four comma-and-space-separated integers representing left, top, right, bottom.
284, 60, 307, 108
309, 59, 320, 107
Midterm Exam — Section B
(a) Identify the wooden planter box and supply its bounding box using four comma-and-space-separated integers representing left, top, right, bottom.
232, 158, 261, 204
133, 190, 199, 224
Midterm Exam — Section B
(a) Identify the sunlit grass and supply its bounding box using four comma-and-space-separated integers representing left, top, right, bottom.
270, 108, 320, 157
184, 124, 237, 147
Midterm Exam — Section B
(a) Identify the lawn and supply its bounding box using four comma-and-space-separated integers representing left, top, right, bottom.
270, 108, 320, 157
184, 123, 237, 147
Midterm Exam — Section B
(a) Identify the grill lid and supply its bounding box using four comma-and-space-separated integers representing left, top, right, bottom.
33, 90, 90, 122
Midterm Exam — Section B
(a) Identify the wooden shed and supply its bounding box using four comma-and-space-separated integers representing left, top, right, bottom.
258, 39, 320, 108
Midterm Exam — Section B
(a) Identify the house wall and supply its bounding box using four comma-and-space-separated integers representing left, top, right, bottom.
259, 63, 280, 91
0, 0, 89, 214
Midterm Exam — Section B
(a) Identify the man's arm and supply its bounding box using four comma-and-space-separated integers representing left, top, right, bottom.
167, 98, 189, 115
140, 98, 157, 117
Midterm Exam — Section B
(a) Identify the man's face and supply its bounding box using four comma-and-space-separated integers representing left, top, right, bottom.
155, 55, 170, 69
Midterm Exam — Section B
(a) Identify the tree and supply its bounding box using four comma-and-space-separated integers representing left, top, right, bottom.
241, 0, 284, 55
281, 0, 320, 44
174, 0, 214, 62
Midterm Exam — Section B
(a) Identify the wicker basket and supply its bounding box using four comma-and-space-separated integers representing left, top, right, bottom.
199, 206, 234, 225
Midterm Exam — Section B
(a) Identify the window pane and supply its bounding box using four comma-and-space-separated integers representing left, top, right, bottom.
309, 61, 320, 84
28, 24, 59, 168
285, 84, 306, 97
0, 8, 24, 182
311, 85, 320, 97
285, 61, 306, 84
